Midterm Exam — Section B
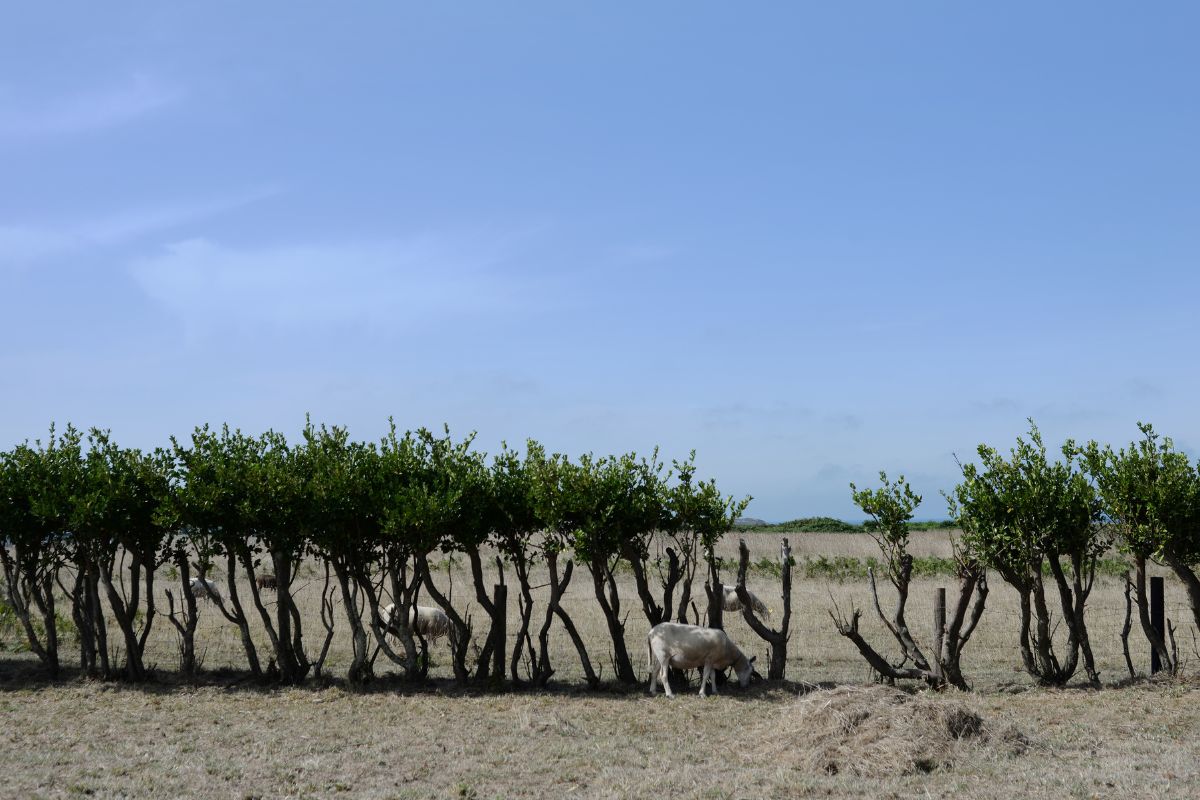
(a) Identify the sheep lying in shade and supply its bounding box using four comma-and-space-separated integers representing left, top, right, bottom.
646, 622, 757, 698
381, 603, 452, 641
189, 577, 224, 604
721, 584, 770, 617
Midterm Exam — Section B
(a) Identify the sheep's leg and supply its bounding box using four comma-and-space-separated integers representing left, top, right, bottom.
698, 663, 708, 697
661, 660, 674, 698
649, 657, 658, 694
708, 661, 718, 696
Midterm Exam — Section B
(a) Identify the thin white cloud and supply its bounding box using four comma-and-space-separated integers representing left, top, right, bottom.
0, 187, 278, 268
129, 235, 518, 332
0, 74, 182, 138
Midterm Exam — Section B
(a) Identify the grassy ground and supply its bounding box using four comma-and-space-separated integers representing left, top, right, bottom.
2, 529, 1198, 798
1, 671, 1197, 799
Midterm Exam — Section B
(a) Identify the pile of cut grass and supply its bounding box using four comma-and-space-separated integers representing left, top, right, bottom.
756, 685, 1028, 777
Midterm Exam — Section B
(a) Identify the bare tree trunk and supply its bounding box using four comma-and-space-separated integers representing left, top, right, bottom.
509, 555, 538, 684
66, 570, 95, 675
677, 559, 697, 624
85, 565, 111, 678
589, 558, 636, 684
1046, 553, 1093, 685
626, 544, 667, 627
0, 548, 61, 676
239, 548, 308, 683
219, 551, 261, 677
164, 550, 201, 677
1162, 552, 1200, 634
938, 565, 987, 690
1029, 572, 1063, 681
385, 558, 422, 679
67, 558, 103, 677
833, 550, 985, 690
869, 557, 931, 671
418, 553, 471, 684
138, 560, 156, 656
735, 538, 790, 680
466, 548, 499, 682
705, 555, 723, 630
312, 560, 338, 679
1070, 555, 1099, 686
99, 563, 146, 681
332, 560, 371, 685
535, 552, 597, 688
830, 605, 930, 682
354, 564, 416, 677
1013, 580, 1038, 678
273, 550, 309, 682
658, 547, 682, 624
1120, 574, 1136, 680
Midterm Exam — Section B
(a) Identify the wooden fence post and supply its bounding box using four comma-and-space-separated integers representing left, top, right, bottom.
1150, 575, 1165, 675
933, 587, 946, 682
492, 583, 507, 685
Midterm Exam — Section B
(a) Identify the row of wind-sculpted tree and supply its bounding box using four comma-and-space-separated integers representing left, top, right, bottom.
836, 421, 1200, 689
0, 422, 756, 687
2, 419, 1199, 691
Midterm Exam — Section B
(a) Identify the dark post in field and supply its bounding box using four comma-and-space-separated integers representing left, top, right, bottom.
932, 587, 946, 682
1150, 575, 1165, 675
491, 583, 507, 685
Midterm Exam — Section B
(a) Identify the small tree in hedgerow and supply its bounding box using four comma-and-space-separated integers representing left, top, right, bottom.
557, 452, 665, 685
694, 478, 750, 634
411, 427, 493, 686
0, 432, 74, 677
235, 429, 312, 684
526, 449, 599, 688
35, 426, 109, 677
658, 452, 714, 626
491, 440, 551, 684
300, 422, 386, 686
949, 422, 1105, 687
1083, 423, 1200, 674
831, 472, 986, 689
71, 430, 174, 682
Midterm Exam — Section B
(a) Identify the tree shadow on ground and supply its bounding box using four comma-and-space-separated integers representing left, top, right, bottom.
0, 653, 831, 700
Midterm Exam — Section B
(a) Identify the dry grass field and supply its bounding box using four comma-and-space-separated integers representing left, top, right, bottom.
3, 529, 1199, 798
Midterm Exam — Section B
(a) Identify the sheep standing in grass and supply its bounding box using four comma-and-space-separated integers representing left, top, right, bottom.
647, 622, 757, 698
721, 584, 770, 617
381, 603, 451, 641
189, 577, 224, 605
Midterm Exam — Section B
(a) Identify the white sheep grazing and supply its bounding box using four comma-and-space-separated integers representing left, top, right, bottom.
647, 621, 756, 698
381, 603, 452, 641
188, 577, 224, 604
721, 584, 770, 617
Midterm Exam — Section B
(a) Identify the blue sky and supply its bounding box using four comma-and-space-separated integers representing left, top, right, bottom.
2, 3, 1198, 521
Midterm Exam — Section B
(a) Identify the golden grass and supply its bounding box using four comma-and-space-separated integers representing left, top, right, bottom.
1, 678, 1198, 798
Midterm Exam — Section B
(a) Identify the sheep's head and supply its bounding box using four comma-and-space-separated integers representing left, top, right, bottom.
734, 654, 756, 687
